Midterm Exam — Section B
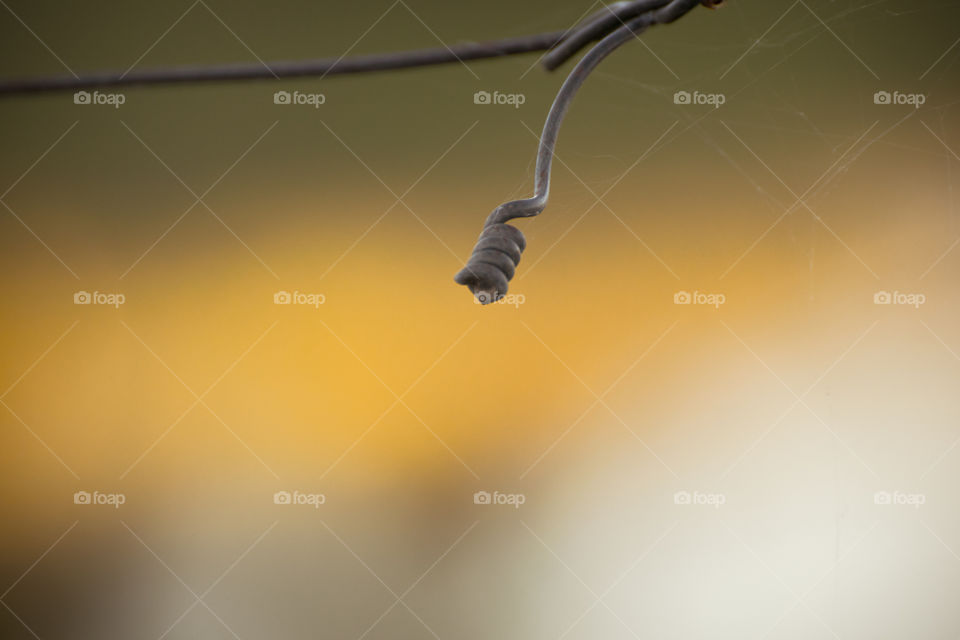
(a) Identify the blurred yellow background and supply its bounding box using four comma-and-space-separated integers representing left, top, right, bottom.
1, 1, 959, 638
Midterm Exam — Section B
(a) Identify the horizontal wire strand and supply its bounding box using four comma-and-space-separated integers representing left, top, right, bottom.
0, 0, 720, 95
0, 31, 568, 95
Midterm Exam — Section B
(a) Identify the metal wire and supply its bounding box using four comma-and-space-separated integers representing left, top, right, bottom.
455, 0, 709, 304
0, 32, 569, 95
0, 1, 719, 96
542, 0, 673, 71
546, 0, 723, 70
0, 0, 719, 305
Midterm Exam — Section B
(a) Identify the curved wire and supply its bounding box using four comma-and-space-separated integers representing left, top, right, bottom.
454, 0, 706, 304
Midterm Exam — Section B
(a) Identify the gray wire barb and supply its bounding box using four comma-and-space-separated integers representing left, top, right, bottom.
455, 0, 714, 304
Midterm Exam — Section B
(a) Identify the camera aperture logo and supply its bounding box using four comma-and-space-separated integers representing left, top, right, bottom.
473, 490, 526, 509
74, 490, 126, 508
74, 290, 126, 308
73, 90, 126, 109
674, 490, 726, 509
873, 91, 925, 109
674, 290, 725, 309
473, 90, 526, 109
274, 290, 325, 308
873, 290, 925, 308
273, 490, 326, 509
674, 90, 726, 108
273, 90, 326, 109
874, 490, 925, 509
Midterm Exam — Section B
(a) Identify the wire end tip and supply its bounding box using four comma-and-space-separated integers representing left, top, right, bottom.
455, 220, 525, 305
454, 270, 506, 306
473, 290, 503, 305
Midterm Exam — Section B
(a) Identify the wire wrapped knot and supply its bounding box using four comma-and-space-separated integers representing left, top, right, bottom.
455, 0, 710, 304
454, 222, 527, 304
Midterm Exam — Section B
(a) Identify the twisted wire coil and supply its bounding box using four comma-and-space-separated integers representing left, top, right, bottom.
455, 0, 716, 304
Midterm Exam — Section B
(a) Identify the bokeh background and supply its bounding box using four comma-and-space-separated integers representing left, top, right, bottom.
1, 0, 959, 638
